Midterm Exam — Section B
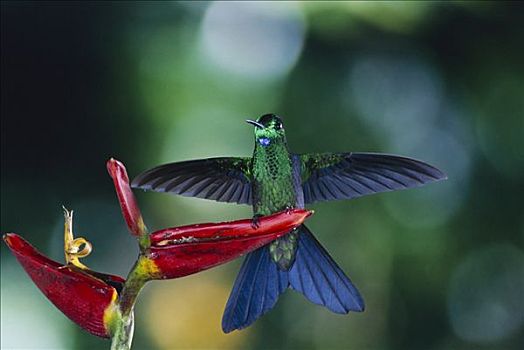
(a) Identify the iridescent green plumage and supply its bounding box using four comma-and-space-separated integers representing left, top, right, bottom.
249, 115, 298, 269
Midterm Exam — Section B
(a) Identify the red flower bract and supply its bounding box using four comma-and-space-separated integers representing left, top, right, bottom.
3, 233, 124, 338
148, 209, 312, 279
2, 158, 315, 347
107, 158, 146, 236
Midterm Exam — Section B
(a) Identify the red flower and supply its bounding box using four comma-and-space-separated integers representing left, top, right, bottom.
3, 158, 313, 343
3, 233, 124, 338
148, 209, 312, 279
3, 209, 311, 338
107, 158, 147, 236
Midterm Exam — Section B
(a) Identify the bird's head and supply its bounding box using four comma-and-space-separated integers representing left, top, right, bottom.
246, 113, 286, 148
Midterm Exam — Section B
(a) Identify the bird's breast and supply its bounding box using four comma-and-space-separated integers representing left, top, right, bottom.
251, 152, 300, 216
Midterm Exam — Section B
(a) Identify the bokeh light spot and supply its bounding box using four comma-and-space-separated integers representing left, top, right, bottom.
200, 2, 305, 80
348, 54, 442, 152
144, 272, 249, 349
448, 244, 524, 343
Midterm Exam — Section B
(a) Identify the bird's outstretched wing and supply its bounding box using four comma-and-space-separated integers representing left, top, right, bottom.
300, 152, 446, 204
131, 157, 253, 205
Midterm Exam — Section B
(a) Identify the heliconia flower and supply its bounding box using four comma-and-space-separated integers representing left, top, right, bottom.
3, 233, 125, 338
3, 158, 315, 346
3, 209, 312, 338
147, 209, 313, 279
107, 158, 147, 237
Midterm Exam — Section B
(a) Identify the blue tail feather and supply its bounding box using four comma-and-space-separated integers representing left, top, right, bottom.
289, 225, 365, 313
222, 225, 364, 333
222, 247, 288, 333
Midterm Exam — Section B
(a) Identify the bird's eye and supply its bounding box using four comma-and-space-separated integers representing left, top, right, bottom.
275, 122, 283, 130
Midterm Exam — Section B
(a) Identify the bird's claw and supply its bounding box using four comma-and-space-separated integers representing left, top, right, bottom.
251, 215, 262, 229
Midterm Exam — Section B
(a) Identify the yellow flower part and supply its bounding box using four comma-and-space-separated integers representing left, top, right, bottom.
63, 206, 92, 270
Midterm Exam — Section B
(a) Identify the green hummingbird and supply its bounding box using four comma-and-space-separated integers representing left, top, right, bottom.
132, 113, 446, 332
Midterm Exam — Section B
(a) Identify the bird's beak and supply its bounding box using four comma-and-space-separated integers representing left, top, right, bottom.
246, 119, 265, 129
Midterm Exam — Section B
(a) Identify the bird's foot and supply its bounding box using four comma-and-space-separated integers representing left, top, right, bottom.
251, 214, 263, 229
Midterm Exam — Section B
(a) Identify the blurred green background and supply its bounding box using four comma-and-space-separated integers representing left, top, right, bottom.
1, 1, 523, 349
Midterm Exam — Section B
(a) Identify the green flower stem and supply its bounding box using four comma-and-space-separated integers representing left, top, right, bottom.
138, 233, 151, 254
110, 256, 152, 350
110, 222, 155, 350
109, 311, 135, 350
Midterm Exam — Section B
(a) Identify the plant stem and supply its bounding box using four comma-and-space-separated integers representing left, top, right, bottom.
109, 311, 135, 350
109, 256, 151, 350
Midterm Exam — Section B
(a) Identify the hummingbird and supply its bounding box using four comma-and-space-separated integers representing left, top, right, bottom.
131, 113, 446, 332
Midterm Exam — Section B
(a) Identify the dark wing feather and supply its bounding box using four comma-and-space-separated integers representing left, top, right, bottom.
131, 157, 252, 205
300, 152, 446, 204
